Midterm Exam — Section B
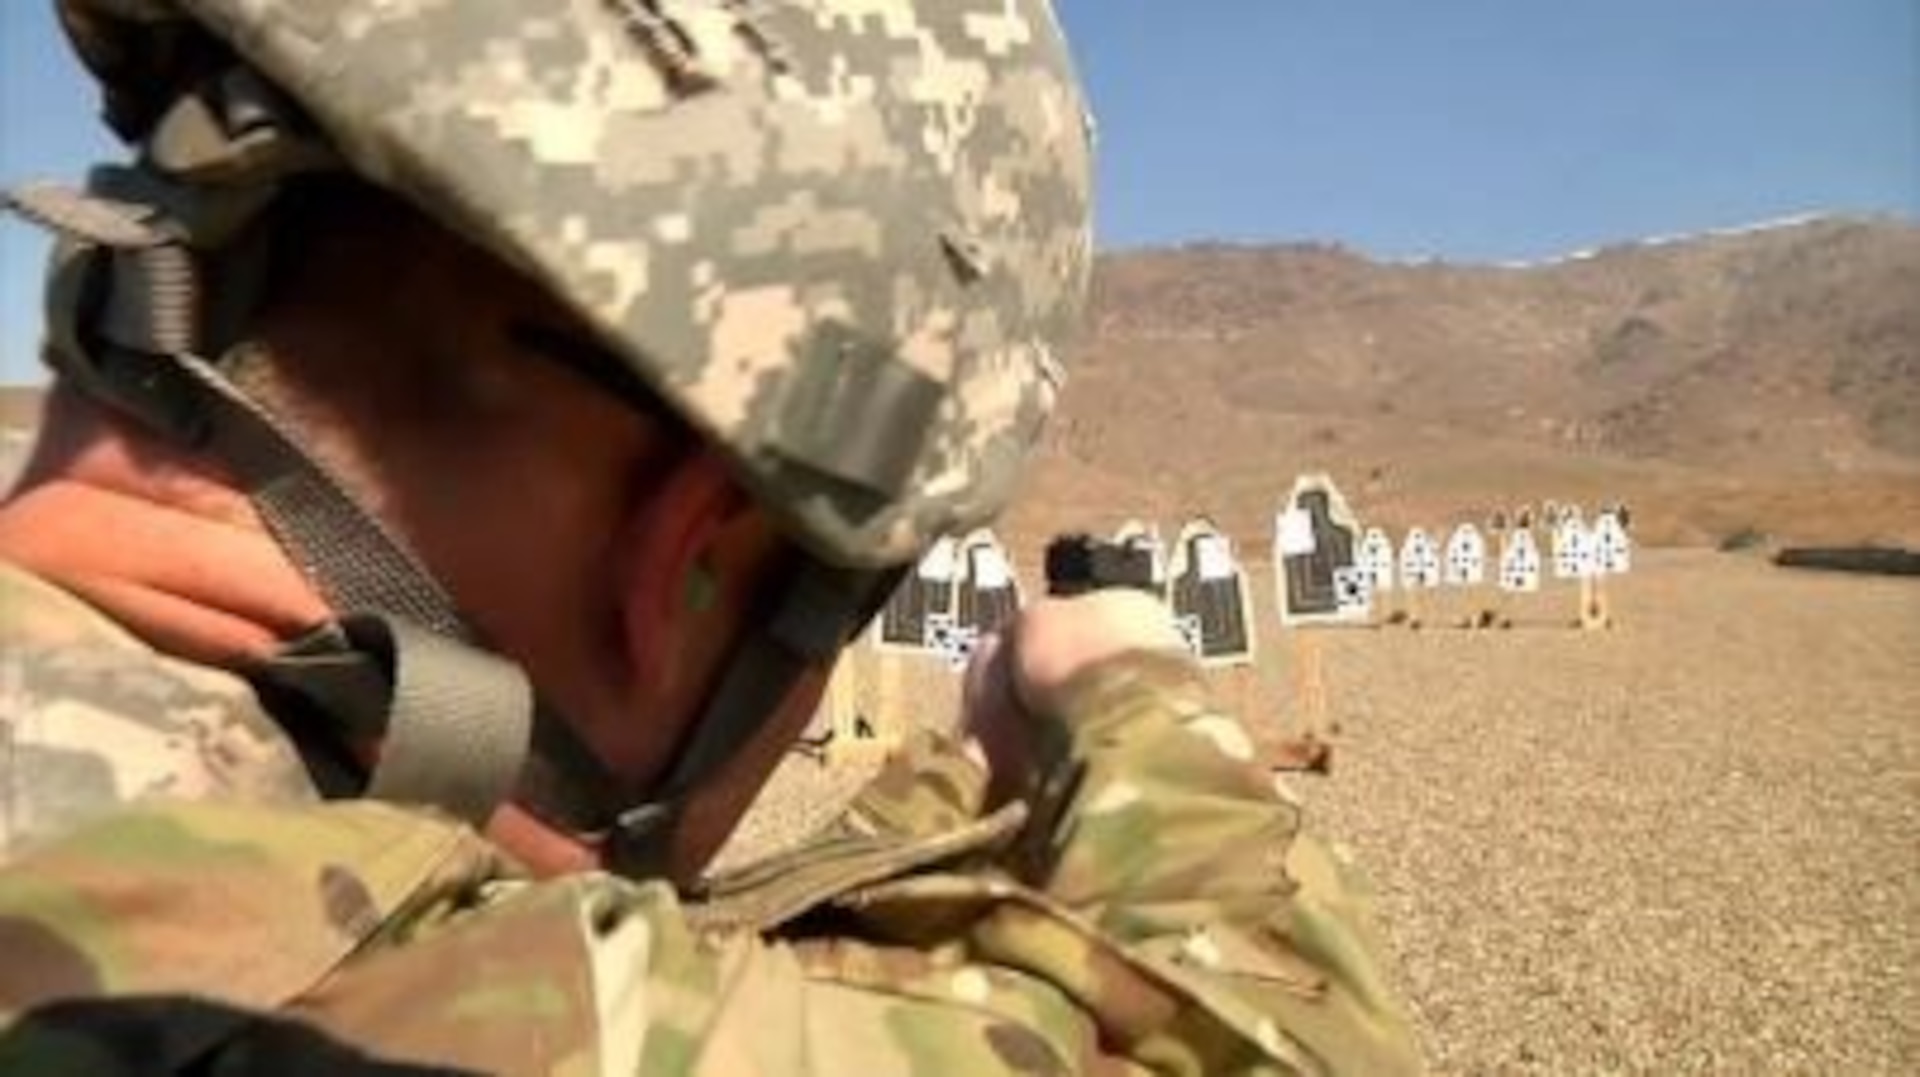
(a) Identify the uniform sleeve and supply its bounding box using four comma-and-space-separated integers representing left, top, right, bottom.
997, 649, 1425, 1073
269, 873, 1137, 1075
539, 649, 1422, 1075
0, 564, 320, 864
0, 651, 1422, 1075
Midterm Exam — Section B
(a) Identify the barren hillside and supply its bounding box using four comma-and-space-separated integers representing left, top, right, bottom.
1006, 216, 1920, 553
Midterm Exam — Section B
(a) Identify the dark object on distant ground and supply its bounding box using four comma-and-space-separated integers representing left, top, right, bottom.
793, 728, 835, 764
1774, 547, 1920, 577
1719, 526, 1769, 552
1045, 533, 1159, 597
1270, 735, 1332, 774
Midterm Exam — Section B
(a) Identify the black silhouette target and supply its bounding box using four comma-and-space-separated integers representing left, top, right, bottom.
875, 536, 959, 651
1170, 520, 1256, 664
1275, 475, 1367, 627
954, 531, 1022, 637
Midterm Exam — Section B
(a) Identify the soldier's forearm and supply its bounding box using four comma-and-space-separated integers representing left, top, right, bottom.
1017, 649, 1304, 937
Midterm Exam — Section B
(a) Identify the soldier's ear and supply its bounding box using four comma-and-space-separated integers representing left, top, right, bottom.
612, 450, 747, 694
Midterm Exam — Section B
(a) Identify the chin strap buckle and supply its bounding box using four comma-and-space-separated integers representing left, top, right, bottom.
601, 801, 680, 878
253, 615, 535, 829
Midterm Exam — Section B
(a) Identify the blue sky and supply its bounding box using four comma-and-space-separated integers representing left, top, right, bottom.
3, 0, 1916, 382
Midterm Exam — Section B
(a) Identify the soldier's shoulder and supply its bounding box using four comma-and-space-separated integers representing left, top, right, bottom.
0, 560, 317, 860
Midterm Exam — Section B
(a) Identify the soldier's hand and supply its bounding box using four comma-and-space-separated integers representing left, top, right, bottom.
962, 590, 1187, 805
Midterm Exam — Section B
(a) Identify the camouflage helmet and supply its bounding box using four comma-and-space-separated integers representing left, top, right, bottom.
56, 0, 1095, 571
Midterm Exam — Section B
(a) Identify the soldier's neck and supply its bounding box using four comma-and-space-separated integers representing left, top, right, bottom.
0, 386, 330, 668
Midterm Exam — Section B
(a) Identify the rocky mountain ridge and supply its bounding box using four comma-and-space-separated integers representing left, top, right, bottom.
1009, 215, 1920, 552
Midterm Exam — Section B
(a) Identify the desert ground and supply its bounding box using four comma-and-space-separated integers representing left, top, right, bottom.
732, 547, 1919, 1075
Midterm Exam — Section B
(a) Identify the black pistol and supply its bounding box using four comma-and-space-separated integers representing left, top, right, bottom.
1044, 533, 1159, 597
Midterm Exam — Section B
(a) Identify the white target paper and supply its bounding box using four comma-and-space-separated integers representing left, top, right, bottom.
970, 545, 1012, 589
1552, 520, 1594, 580
1444, 524, 1488, 586
1360, 528, 1396, 592
1593, 511, 1632, 575
1333, 565, 1372, 616
1499, 530, 1542, 593
927, 617, 979, 671
918, 537, 958, 581
1275, 508, 1317, 557
1399, 528, 1441, 589
1194, 534, 1237, 582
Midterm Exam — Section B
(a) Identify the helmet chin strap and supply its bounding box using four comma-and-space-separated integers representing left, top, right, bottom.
251, 551, 891, 881
585, 560, 891, 878
14, 172, 541, 827
9, 167, 896, 877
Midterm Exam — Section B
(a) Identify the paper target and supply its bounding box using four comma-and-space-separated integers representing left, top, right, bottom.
875, 535, 960, 653
1499, 529, 1543, 593
1593, 511, 1632, 575
955, 529, 1022, 639
1360, 527, 1396, 592
1552, 519, 1595, 580
1275, 473, 1367, 627
1399, 528, 1442, 589
1444, 524, 1488, 586
1171, 518, 1257, 664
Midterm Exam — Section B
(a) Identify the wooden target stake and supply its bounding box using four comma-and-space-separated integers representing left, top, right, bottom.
874, 645, 902, 747
825, 647, 859, 763
1272, 629, 1334, 773
829, 644, 898, 764
1300, 632, 1331, 735
1579, 574, 1612, 631
1485, 580, 1506, 630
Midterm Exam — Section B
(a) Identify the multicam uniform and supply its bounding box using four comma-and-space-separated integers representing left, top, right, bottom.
0, 562, 1419, 1074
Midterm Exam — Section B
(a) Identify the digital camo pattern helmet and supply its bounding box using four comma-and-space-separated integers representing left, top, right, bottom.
12, 0, 1094, 873
57, 0, 1096, 571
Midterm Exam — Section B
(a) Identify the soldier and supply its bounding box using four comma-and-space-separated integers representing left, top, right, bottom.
0, 1, 1419, 1072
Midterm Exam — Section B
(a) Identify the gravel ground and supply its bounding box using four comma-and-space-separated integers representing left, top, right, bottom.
725, 549, 1918, 1073
714, 748, 884, 874
1294, 550, 1919, 1074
